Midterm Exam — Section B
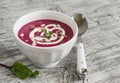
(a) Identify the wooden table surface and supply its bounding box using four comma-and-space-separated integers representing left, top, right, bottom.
0, 0, 120, 83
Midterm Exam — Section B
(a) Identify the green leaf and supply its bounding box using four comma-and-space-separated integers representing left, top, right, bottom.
43, 29, 47, 34
0, 61, 40, 80
32, 70, 39, 76
43, 29, 53, 39
11, 61, 39, 80
46, 31, 53, 39
48, 31, 52, 36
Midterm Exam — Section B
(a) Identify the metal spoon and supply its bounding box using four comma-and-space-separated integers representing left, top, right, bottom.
73, 13, 88, 36
73, 13, 88, 83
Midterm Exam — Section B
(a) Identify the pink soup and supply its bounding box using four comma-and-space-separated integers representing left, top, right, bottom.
18, 19, 73, 47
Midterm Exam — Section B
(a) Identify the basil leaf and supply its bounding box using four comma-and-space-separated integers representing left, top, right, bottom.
43, 29, 47, 34
32, 70, 39, 76
11, 61, 40, 80
0, 61, 40, 80
43, 28, 53, 39
11, 61, 33, 79
46, 31, 53, 39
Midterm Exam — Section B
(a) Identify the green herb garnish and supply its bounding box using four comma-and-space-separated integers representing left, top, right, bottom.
0, 61, 39, 80
43, 29, 53, 39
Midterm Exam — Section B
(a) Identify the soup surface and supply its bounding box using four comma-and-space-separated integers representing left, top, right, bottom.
18, 19, 73, 47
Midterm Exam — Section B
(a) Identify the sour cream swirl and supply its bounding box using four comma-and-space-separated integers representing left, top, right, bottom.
29, 24, 65, 46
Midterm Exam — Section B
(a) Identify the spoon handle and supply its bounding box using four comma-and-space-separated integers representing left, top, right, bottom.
77, 42, 87, 73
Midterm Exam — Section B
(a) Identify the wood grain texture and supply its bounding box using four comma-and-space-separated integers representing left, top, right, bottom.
0, 0, 120, 83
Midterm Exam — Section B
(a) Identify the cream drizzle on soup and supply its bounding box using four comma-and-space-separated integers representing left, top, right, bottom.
18, 20, 73, 47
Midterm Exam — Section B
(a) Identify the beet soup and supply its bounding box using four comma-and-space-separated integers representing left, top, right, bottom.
18, 19, 74, 47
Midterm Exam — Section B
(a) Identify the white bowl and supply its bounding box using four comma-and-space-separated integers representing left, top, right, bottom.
13, 10, 78, 68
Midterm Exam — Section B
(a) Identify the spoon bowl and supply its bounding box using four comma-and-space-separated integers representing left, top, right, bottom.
73, 13, 88, 36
